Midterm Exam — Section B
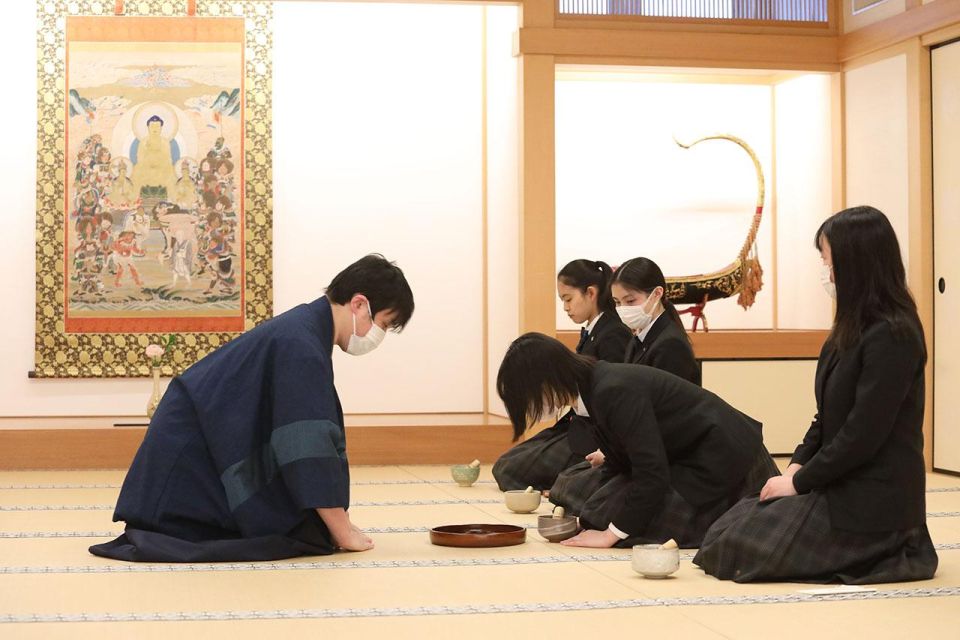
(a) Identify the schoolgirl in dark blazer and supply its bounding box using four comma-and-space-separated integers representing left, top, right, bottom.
613, 257, 700, 385
789, 320, 926, 532
695, 206, 938, 584
492, 260, 631, 492
579, 308, 633, 362
497, 334, 777, 548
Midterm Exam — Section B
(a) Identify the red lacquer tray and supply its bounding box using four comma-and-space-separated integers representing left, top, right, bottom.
429, 524, 526, 548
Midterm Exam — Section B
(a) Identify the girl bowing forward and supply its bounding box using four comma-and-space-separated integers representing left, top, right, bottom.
492, 260, 631, 492
497, 333, 777, 548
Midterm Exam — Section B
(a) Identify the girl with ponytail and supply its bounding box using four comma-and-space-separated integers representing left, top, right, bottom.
557, 259, 632, 363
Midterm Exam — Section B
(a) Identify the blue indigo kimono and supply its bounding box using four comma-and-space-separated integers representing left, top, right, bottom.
90, 297, 349, 562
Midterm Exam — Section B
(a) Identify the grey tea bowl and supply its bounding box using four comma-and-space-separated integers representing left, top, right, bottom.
537, 514, 580, 542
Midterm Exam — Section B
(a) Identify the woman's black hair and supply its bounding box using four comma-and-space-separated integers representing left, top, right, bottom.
326, 254, 415, 331
612, 257, 688, 339
496, 333, 595, 441
815, 206, 925, 360
557, 259, 617, 315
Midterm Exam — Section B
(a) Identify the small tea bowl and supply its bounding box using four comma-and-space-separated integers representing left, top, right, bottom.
450, 464, 481, 487
631, 544, 680, 579
504, 490, 542, 514
537, 514, 580, 542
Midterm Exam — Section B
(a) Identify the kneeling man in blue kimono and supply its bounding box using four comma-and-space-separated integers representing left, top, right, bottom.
90, 254, 414, 562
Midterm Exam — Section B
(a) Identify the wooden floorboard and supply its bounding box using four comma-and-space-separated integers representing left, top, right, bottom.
0, 416, 516, 470
558, 329, 828, 359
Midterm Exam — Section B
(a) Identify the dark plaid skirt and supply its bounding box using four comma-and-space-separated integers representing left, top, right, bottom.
693, 490, 939, 584
492, 415, 585, 491
571, 447, 780, 549
549, 462, 606, 515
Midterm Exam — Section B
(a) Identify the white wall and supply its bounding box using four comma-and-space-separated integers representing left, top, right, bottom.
274, 2, 487, 413
1, 1, 156, 416
774, 74, 835, 330
485, 6, 521, 417
0, 1, 520, 416
556, 73, 776, 331
844, 55, 910, 269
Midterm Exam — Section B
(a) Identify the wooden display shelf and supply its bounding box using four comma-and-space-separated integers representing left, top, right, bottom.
0, 414, 516, 470
557, 329, 828, 359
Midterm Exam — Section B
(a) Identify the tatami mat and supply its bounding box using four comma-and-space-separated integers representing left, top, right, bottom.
1, 465, 959, 638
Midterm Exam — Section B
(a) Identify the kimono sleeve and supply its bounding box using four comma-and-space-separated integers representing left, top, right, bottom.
269, 342, 350, 511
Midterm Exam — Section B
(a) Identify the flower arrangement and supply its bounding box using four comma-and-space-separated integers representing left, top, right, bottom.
145, 334, 176, 419
145, 334, 176, 368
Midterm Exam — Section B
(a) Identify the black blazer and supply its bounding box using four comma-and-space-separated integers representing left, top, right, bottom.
579, 312, 632, 362
624, 313, 701, 386
791, 320, 927, 533
583, 362, 765, 535
566, 313, 631, 456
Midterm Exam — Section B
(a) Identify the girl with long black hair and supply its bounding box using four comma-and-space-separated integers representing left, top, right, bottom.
695, 206, 938, 583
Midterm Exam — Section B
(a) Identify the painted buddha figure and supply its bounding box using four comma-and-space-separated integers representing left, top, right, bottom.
173, 160, 200, 211
132, 115, 177, 198
106, 160, 137, 207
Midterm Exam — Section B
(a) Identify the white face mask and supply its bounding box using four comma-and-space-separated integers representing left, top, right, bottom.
617, 289, 662, 333
820, 264, 836, 300
345, 302, 386, 356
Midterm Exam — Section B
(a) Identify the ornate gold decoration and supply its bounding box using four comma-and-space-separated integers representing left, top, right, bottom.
34, 0, 273, 377
665, 134, 765, 331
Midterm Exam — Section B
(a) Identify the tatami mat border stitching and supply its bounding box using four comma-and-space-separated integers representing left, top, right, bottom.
3, 587, 960, 623
3, 521, 960, 540
4, 482, 959, 491
0, 553, 636, 573
3, 502, 960, 518
0, 499, 510, 511
0, 480, 503, 490
1, 544, 959, 574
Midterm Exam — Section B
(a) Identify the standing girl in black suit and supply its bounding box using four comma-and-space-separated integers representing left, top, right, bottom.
492, 260, 632, 491
497, 333, 777, 548
695, 206, 938, 583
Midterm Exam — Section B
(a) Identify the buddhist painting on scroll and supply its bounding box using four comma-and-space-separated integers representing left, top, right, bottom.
35, 2, 273, 377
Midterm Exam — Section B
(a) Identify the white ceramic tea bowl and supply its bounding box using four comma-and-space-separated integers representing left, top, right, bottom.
631, 544, 680, 579
504, 490, 542, 514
